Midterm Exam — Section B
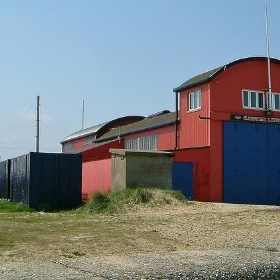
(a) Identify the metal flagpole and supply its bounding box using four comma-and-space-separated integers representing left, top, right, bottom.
265, 4, 272, 110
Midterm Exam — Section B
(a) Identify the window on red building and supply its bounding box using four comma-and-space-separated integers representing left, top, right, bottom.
188, 89, 201, 111
242, 90, 264, 109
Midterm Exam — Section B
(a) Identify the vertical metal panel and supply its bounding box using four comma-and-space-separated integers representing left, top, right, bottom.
10, 154, 30, 205
172, 162, 194, 199
0, 159, 11, 199
267, 125, 280, 205
10, 152, 82, 209
223, 121, 280, 205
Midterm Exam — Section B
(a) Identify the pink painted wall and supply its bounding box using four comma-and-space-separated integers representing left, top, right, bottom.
82, 158, 112, 200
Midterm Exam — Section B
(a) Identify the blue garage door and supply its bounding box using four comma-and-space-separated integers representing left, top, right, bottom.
223, 121, 280, 205
172, 162, 194, 200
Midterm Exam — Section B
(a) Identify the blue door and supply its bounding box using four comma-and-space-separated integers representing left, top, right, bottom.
172, 162, 194, 200
223, 121, 280, 205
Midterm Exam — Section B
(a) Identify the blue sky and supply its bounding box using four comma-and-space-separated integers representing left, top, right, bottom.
0, 0, 280, 160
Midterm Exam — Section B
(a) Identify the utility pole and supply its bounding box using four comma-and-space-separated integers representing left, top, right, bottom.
36, 95, 40, 152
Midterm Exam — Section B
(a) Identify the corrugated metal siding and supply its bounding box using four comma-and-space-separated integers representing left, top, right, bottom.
82, 158, 112, 200
10, 152, 82, 209
0, 159, 11, 199
10, 154, 30, 206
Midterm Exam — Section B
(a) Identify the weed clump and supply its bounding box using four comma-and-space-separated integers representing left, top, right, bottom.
81, 192, 114, 214
77, 188, 187, 215
133, 188, 152, 203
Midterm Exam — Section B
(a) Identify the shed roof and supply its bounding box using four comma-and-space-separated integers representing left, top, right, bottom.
61, 122, 108, 144
173, 56, 280, 92
95, 111, 176, 143
61, 115, 144, 144
109, 148, 174, 157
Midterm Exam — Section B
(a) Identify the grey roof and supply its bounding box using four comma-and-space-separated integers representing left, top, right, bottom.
173, 56, 280, 93
173, 67, 222, 93
63, 139, 118, 154
61, 122, 108, 144
61, 115, 145, 144
95, 111, 177, 143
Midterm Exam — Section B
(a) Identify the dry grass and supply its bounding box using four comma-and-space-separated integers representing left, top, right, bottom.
0, 190, 279, 263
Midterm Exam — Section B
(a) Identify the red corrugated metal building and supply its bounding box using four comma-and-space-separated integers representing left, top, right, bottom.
62, 57, 280, 205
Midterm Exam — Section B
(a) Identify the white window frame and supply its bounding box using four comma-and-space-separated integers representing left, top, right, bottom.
267, 92, 280, 111
242, 90, 264, 110
188, 89, 201, 111
125, 135, 158, 151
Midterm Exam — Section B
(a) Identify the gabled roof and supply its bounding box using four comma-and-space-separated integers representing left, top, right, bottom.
95, 111, 176, 143
173, 56, 280, 93
61, 115, 145, 144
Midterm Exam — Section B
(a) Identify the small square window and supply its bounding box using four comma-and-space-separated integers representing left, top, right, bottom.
188, 89, 201, 111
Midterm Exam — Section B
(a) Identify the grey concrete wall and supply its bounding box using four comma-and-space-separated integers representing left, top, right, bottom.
126, 154, 172, 189
111, 154, 126, 192
110, 149, 173, 191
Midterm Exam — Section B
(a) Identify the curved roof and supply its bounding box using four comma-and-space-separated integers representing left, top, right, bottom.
95, 111, 176, 143
173, 56, 280, 93
61, 115, 144, 144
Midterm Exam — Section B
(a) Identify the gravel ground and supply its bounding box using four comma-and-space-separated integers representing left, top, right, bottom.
1, 248, 280, 279
1, 201, 280, 279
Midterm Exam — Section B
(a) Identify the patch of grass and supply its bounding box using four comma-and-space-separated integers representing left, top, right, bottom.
72, 251, 86, 257
80, 192, 115, 214
0, 232, 14, 249
0, 199, 34, 213
266, 247, 278, 252
77, 188, 187, 214
166, 190, 186, 202
132, 188, 153, 203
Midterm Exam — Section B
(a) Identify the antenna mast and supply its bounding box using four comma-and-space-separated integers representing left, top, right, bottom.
82, 100, 85, 130
35, 96, 40, 152
265, 4, 272, 109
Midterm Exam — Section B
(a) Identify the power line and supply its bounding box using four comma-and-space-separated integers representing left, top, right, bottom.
0, 145, 33, 150
0, 98, 37, 140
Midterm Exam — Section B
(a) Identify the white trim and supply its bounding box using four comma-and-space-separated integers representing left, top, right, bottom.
242, 89, 264, 110
188, 89, 202, 112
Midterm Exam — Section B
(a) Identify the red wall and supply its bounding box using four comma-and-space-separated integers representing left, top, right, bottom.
82, 158, 112, 200
73, 138, 85, 149
210, 60, 280, 114
82, 139, 123, 161
174, 147, 210, 202
178, 83, 210, 149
